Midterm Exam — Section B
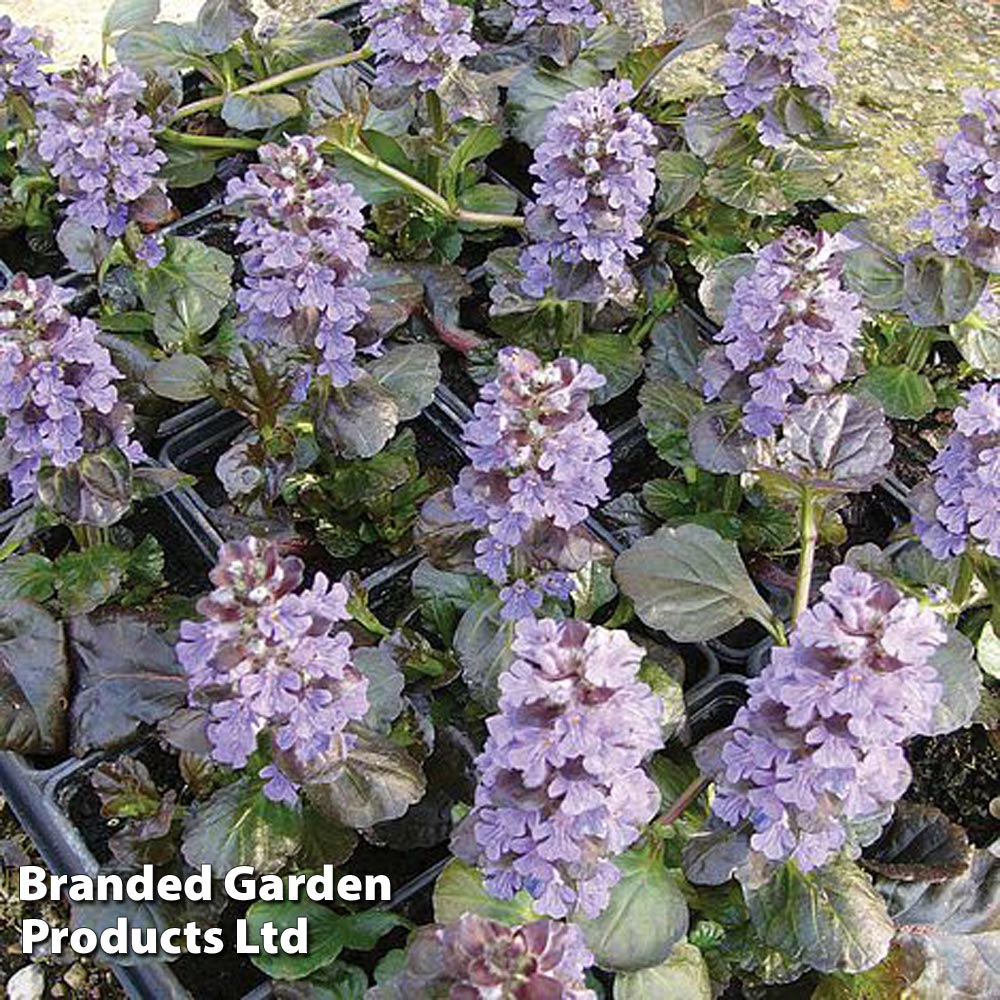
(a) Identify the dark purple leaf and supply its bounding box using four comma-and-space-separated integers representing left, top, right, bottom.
0, 599, 69, 755
862, 802, 972, 883
68, 614, 186, 754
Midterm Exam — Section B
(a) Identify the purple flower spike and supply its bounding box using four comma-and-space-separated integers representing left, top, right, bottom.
458, 618, 663, 919
914, 88, 1000, 273
915, 381, 1000, 559
509, 0, 604, 33
178, 536, 369, 805
0, 15, 49, 104
520, 79, 657, 303
720, 0, 840, 146
35, 59, 167, 239
452, 347, 611, 620
0, 273, 143, 502
361, 0, 480, 93
709, 565, 947, 871
367, 912, 596, 999
701, 227, 865, 436
225, 136, 371, 387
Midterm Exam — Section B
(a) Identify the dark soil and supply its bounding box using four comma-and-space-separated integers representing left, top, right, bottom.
906, 725, 1000, 847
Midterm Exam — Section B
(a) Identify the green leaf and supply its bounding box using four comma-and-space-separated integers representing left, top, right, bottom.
195, 0, 256, 53
698, 254, 755, 325
951, 299, 1000, 377
977, 622, 1000, 680
453, 594, 516, 709
655, 151, 706, 219
268, 19, 352, 71
843, 244, 906, 313
613, 941, 712, 999
351, 647, 405, 734
902, 249, 987, 328
855, 365, 937, 420
615, 523, 775, 641
367, 344, 441, 421
861, 802, 971, 883
923, 624, 981, 735
746, 858, 894, 974
638, 379, 703, 467
578, 849, 688, 972
91, 758, 161, 819
457, 183, 519, 217
245, 901, 404, 980
432, 858, 538, 925
145, 353, 212, 401
136, 236, 233, 348
116, 22, 208, 72
304, 729, 425, 828
181, 778, 300, 876
446, 125, 503, 180
100, 310, 155, 333
222, 92, 301, 131
507, 61, 604, 146
159, 141, 224, 188
103, 0, 159, 41
0, 553, 56, 603
53, 544, 129, 614
704, 153, 829, 215
571, 333, 643, 405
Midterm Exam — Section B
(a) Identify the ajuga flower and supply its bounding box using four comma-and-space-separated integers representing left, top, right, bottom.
457, 618, 663, 918
35, 59, 167, 238
0, 15, 49, 104
915, 381, 1000, 559
177, 537, 369, 805
720, 0, 840, 146
0, 273, 143, 502
520, 79, 657, 303
225, 136, 371, 387
361, 0, 480, 93
709, 565, 947, 871
915, 88, 1000, 273
452, 347, 610, 620
701, 228, 864, 437
509, 0, 604, 33
367, 913, 596, 999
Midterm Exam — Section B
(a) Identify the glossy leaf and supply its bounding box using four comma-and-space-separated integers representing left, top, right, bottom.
855, 365, 937, 420
615, 523, 775, 642
315, 376, 400, 459
878, 848, 1000, 999
453, 593, 516, 709
655, 151, 706, 219
902, 249, 987, 328
746, 858, 894, 974
613, 941, 712, 999
145, 353, 213, 401
432, 858, 538, 925
222, 92, 301, 131
0, 599, 69, 755
181, 778, 300, 875
245, 900, 404, 980
862, 802, 972, 883
367, 344, 441, 422
67, 614, 186, 754
922, 625, 981, 736
304, 729, 425, 828
578, 850, 688, 972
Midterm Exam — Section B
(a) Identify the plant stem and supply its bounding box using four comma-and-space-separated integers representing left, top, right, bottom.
328, 142, 525, 229
658, 776, 710, 827
169, 47, 372, 124
792, 490, 818, 623
160, 127, 260, 151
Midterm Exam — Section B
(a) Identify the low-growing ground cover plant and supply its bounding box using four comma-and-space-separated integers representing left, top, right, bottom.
0, 0, 996, 997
